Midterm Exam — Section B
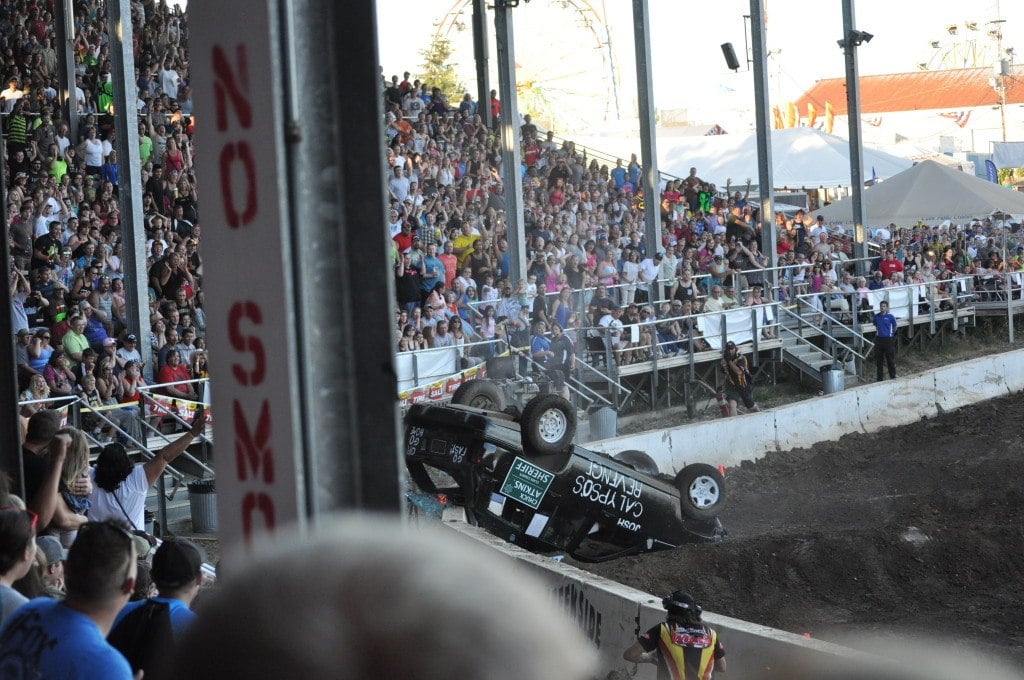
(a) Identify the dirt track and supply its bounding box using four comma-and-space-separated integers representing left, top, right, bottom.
579, 392, 1024, 662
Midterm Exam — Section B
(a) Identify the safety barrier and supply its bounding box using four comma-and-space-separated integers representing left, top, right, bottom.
584, 347, 1024, 474
449, 519, 869, 678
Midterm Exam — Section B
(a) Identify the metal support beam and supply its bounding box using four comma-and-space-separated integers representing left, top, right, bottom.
841, 0, 869, 270
54, 0, 79, 143
632, 0, 660, 255
749, 0, 777, 284
287, 0, 403, 514
471, 0, 492, 128
494, 2, 526, 285
108, 0, 153, 375
192, 0, 401, 547
0, 124, 24, 500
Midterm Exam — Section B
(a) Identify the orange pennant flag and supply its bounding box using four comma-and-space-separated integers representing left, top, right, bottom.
807, 102, 818, 128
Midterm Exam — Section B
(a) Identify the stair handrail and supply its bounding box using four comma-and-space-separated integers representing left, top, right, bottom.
511, 347, 608, 408
790, 293, 875, 361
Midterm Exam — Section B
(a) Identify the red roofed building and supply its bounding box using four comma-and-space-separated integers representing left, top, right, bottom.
793, 65, 1024, 153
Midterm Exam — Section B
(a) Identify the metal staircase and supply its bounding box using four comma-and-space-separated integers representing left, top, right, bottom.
778, 302, 874, 387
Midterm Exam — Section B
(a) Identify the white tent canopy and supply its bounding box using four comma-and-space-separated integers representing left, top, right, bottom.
657, 127, 913, 189
811, 160, 1024, 227
571, 126, 913, 189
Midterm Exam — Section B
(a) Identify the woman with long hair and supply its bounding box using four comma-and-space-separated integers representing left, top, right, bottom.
88, 407, 205, 531
55, 428, 91, 545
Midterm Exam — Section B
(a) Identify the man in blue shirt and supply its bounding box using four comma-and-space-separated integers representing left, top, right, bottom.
873, 300, 898, 381
108, 537, 203, 677
114, 537, 203, 638
0, 520, 137, 679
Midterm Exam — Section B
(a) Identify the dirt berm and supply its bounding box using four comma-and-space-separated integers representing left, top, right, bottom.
577, 392, 1024, 663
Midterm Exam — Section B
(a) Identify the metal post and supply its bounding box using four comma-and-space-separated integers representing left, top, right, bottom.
841, 0, 869, 271
192, 0, 402, 549
54, 0, 79, 143
494, 1, 527, 285
157, 474, 168, 537
107, 0, 153, 376
632, 0, 661, 256
471, 0, 492, 128
0, 122, 25, 500
749, 0, 777, 286
286, 0, 402, 514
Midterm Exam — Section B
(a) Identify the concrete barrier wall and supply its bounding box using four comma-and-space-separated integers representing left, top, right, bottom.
588, 348, 1024, 474
451, 521, 866, 678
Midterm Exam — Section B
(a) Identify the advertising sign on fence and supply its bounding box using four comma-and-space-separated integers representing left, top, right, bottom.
398, 363, 489, 408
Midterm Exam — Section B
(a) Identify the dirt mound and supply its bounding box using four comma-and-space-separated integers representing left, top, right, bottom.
578, 392, 1024, 661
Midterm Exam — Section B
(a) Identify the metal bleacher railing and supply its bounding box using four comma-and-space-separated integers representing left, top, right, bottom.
19, 378, 212, 534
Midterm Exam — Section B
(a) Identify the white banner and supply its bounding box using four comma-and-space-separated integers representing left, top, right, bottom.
395, 347, 459, 392
867, 287, 915, 319
192, 0, 305, 549
697, 308, 756, 350
992, 142, 1024, 170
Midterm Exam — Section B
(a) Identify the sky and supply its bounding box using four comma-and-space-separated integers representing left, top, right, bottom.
374, 0, 1024, 133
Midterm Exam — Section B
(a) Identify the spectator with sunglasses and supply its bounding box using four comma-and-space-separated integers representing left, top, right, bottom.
0, 520, 138, 679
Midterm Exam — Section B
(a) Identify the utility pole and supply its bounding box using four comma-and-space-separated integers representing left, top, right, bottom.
494, 0, 527, 285
749, 0, 777, 281
839, 1, 873, 271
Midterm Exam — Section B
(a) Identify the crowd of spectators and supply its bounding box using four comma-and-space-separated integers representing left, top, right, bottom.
0, 402, 205, 677
5, 0, 204, 431
385, 75, 1023, 370
0, 4, 209, 667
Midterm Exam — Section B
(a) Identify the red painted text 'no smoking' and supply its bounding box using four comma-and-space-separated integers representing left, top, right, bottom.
213, 43, 276, 541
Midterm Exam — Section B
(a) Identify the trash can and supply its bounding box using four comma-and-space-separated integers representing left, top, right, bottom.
820, 363, 845, 395
588, 405, 618, 441
187, 479, 217, 533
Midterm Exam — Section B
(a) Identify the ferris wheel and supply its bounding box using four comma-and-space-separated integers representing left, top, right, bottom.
432, 0, 618, 135
917, 19, 1013, 70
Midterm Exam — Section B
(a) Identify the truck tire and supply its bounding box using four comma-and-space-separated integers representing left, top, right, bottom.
674, 463, 726, 521
614, 450, 660, 476
521, 394, 576, 455
451, 380, 505, 411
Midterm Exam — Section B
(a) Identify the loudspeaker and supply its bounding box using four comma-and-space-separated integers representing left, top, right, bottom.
721, 43, 741, 71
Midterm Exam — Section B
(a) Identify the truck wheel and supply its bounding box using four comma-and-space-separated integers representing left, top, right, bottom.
451, 380, 505, 411
521, 394, 576, 455
614, 450, 660, 476
674, 463, 726, 521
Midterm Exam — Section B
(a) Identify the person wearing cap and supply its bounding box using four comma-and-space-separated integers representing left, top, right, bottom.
116, 333, 142, 370
624, 589, 726, 678
36, 535, 67, 599
112, 537, 204, 639
721, 341, 759, 416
